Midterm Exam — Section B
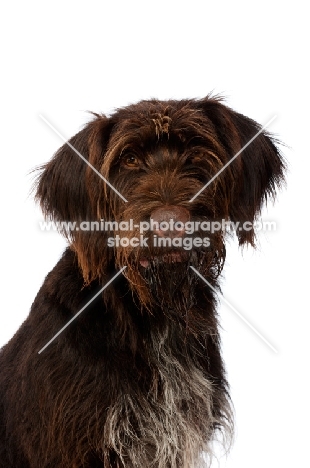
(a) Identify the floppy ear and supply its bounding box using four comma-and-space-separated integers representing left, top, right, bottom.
199, 97, 286, 245
228, 111, 285, 245
35, 115, 116, 283
35, 115, 113, 226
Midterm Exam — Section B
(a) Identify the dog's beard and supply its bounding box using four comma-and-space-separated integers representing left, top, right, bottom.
118, 245, 224, 314
139, 254, 197, 314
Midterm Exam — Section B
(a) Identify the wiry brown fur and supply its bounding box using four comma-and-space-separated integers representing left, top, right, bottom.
0, 96, 285, 467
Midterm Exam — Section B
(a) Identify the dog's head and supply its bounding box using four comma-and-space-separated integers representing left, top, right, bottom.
36, 96, 285, 308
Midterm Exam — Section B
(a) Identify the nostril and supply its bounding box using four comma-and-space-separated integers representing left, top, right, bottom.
150, 205, 190, 238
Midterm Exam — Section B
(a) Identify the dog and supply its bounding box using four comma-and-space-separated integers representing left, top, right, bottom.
0, 96, 285, 467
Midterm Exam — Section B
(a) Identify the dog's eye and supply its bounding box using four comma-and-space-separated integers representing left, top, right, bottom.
122, 154, 140, 168
187, 150, 203, 165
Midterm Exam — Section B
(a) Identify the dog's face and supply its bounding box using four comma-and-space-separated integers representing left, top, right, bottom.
36, 97, 284, 308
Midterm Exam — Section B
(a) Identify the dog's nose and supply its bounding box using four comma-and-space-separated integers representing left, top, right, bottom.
150, 205, 190, 238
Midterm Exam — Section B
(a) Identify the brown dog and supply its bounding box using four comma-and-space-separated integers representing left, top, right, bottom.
0, 96, 285, 467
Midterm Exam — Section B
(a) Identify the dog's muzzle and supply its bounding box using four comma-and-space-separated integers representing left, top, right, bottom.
150, 205, 190, 239
139, 205, 190, 268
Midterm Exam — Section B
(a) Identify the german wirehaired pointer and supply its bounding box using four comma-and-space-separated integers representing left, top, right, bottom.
0, 96, 285, 467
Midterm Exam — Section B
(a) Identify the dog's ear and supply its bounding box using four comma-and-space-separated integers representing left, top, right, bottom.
198, 97, 286, 245
35, 115, 113, 225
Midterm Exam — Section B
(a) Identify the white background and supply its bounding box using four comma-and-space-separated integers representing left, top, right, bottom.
0, 1, 309, 467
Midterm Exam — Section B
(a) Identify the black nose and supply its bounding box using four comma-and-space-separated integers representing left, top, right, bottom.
150, 205, 190, 239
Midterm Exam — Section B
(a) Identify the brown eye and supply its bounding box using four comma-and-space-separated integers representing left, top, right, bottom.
187, 150, 203, 165
191, 154, 202, 164
122, 154, 140, 168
